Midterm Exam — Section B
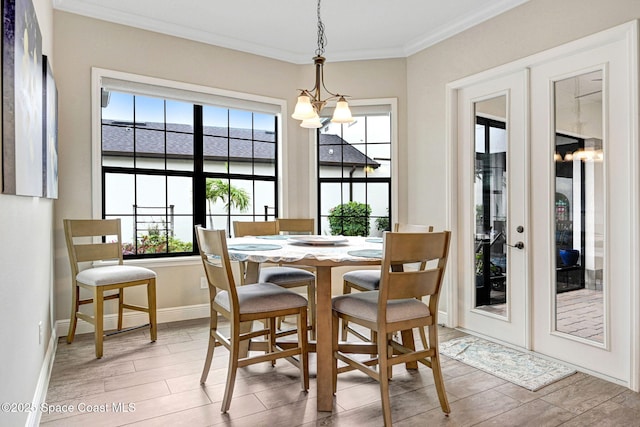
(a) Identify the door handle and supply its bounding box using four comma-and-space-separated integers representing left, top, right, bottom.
506, 241, 524, 249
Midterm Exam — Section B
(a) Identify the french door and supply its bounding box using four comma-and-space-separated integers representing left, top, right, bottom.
456, 70, 528, 348
529, 27, 635, 384
453, 22, 638, 387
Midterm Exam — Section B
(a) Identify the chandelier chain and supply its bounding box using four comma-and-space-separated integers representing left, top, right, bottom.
315, 0, 326, 56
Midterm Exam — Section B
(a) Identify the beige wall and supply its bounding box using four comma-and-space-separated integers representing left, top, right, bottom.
0, 2, 54, 423
52, 11, 407, 325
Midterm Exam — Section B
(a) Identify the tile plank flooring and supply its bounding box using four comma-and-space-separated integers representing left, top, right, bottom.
42, 318, 640, 426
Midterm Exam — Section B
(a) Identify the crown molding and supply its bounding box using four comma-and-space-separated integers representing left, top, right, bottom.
54, 0, 529, 64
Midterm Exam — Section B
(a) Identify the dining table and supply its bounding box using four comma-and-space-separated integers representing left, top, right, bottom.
226, 234, 383, 412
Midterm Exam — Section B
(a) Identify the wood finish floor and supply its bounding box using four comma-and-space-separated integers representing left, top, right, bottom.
41, 317, 640, 426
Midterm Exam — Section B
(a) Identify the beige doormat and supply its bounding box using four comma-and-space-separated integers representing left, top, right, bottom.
440, 336, 576, 391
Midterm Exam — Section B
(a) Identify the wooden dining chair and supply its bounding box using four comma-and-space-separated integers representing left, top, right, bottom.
233, 220, 317, 339
195, 226, 309, 413
276, 218, 315, 235
332, 230, 452, 426
341, 223, 434, 348
63, 219, 157, 358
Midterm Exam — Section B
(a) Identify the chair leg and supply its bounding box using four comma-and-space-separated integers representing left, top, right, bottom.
308, 281, 316, 340
298, 307, 309, 391
67, 284, 79, 344
94, 287, 104, 359
428, 324, 450, 414
378, 334, 393, 427
200, 313, 218, 384
147, 279, 157, 342
341, 281, 351, 341
419, 326, 428, 350
332, 311, 340, 394
401, 329, 418, 370
221, 325, 240, 413
117, 289, 124, 331
269, 317, 277, 367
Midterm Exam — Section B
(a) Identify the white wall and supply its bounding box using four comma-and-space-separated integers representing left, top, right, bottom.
0, 1, 54, 425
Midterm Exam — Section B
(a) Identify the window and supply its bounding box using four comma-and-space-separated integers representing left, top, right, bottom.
317, 103, 394, 236
96, 71, 282, 258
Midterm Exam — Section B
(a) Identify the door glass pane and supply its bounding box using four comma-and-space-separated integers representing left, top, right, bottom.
474, 96, 508, 314
554, 70, 604, 343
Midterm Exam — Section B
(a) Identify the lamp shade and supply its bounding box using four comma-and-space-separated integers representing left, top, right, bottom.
292, 95, 316, 120
331, 97, 355, 124
300, 113, 322, 128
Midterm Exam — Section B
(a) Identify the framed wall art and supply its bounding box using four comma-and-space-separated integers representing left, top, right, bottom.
43, 55, 57, 199
2, 0, 44, 197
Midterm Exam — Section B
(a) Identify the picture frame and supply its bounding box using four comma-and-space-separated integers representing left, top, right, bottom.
2, 0, 44, 197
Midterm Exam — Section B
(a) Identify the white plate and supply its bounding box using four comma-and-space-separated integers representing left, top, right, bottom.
288, 235, 349, 245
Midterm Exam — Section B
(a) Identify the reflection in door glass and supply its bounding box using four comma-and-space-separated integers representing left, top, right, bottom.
553, 70, 604, 343
474, 96, 508, 314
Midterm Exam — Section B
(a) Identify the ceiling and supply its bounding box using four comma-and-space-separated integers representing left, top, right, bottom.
53, 0, 529, 64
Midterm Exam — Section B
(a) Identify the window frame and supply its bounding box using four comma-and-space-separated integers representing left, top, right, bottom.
91, 68, 287, 264
313, 99, 398, 235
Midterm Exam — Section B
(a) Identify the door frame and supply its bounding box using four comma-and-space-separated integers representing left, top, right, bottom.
444, 20, 639, 390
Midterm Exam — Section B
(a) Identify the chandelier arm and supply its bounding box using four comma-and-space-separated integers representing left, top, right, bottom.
319, 60, 340, 98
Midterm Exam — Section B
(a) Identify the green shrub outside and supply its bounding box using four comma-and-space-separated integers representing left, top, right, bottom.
328, 201, 372, 236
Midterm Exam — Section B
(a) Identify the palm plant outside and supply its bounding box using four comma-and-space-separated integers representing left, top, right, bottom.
206, 178, 250, 229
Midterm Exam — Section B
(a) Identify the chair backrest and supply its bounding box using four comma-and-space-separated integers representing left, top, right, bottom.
233, 220, 278, 237
195, 226, 238, 308
394, 224, 434, 269
64, 219, 124, 277
394, 223, 434, 233
277, 218, 314, 235
378, 231, 451, 317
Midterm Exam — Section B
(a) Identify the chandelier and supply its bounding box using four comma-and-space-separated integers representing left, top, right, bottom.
291, 0, 354, 128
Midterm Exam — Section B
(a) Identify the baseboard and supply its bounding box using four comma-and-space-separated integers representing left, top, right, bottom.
55, 303, 210, 337
26, 327, 58, 427
438, 310, 449, 327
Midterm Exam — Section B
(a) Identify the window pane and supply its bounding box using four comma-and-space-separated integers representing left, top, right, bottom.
253, 180, 276, 217
203, 106, 228, 136
340, 116, 365, 144
168, 176, 192, 214
102, 124, 134, 168
104, 173, 135, 215
320, 182, 344, 216
135, 96, 164, 125
135, 128, 165, 158
229, 178, 253, 215
367, 114, 391, 143
228, 139, 252, 174
170, 215, 193, 253
368, 182, 390, 225
166, 100, 193, 132
365, 144, 390, 178
102, 91, 133, 123
229, 109, 252, 138
255, 141, 276, 175
166, 131, 193, 171
204, 135, 228, 173
136, 175, 166, 207
254, 113, 276, 141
